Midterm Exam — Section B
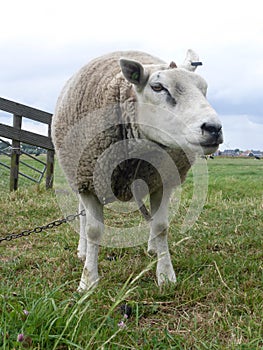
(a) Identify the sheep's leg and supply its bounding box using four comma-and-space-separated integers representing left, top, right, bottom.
147, 188, 170, 255
77, 198, 87, 261
78, 192, 104, 292
148, 188, 176, 285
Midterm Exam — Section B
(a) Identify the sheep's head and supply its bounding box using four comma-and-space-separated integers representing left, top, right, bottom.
120, 49, 223, 155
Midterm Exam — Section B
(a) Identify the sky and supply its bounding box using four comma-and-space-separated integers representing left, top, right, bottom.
0, 0, 262, 151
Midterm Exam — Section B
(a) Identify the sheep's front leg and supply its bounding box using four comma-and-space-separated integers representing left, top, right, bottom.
78, 192, 104, 292
148, 188, 176, 285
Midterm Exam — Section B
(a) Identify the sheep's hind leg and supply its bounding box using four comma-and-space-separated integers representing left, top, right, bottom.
78, 192, 104, 292
148, 188, 176, 286
77, 198, 87, 261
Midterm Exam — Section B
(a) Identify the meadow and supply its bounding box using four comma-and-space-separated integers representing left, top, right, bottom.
0, 156, 262, 349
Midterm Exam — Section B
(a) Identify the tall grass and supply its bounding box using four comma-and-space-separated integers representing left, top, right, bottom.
0, 157, 262, 349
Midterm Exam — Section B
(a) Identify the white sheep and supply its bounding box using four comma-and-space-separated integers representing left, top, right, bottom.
51, 50, 223, 291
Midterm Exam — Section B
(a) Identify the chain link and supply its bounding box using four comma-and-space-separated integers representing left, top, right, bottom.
0, 210, 86, 244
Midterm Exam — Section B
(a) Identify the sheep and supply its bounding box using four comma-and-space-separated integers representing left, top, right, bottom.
51, 49, 223, 291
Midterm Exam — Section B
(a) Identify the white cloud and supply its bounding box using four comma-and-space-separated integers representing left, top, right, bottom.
205, 45, 263, 98
2, 0, 263, 50
220, 114, 263, 151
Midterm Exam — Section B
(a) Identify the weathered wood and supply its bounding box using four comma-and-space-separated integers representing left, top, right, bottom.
46, 150, 55, 189
0, 123, 54, 150
0, 97, 55, 190
10, 115, 22, 191
46, 124, 55, 189
0, 97, 52, 124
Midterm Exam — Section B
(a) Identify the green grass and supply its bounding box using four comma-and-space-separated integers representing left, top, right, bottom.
0, 154, 47, 190
0, 157, 262, 349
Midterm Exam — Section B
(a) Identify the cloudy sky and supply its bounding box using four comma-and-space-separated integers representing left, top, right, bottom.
0, 0, 262, 151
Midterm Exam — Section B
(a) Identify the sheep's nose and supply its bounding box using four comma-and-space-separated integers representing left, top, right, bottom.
200, 122, 223, 145
201, 122, 222, 138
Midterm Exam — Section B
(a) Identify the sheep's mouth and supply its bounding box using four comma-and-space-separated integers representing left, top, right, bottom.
201, 142, 220, 148
187, 140, 220, 155
146, 136, 220, 154
200, 143, 220, 155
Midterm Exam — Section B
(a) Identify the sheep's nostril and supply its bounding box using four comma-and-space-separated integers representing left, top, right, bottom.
201, 122, 222, 137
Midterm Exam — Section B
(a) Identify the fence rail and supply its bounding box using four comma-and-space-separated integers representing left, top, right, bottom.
0, 123, 53, 150
0, 97, 54, 191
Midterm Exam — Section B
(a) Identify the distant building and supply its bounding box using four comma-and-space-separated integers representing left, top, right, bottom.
251, 150, 263, 158
221, 149, 237, 156
221, 149, 263, 158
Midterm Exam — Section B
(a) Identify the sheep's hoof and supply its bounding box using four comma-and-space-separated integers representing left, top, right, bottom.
78, 267, 99, 292
147, 247, 157, 256
77, 284, 87, 293
77, 252, 86, 262
157, 272, 177, 286
157, 264, 177, 286
147, 239, 157, 255
77, 278, 99, 293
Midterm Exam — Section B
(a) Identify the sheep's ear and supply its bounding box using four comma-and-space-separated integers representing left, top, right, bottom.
180, 49, 202, 72
119, 58, 148, 86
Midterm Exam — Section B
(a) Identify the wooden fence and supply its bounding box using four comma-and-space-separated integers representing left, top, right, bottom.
0, 97, 54, 191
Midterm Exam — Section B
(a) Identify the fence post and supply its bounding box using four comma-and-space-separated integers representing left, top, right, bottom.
46, 123, 54, 189
10, 114, 22, 191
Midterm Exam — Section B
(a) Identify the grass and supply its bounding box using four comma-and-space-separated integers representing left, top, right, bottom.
0, 156, 262, 349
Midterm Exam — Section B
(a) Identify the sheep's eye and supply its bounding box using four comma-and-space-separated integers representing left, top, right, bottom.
151, 83, 164, 92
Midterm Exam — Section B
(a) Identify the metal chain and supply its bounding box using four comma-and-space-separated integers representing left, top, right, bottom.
0, 210, 86, 244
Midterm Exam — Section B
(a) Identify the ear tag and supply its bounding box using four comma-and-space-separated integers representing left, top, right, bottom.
131, 72, 139, 81
191, 61, 203, 67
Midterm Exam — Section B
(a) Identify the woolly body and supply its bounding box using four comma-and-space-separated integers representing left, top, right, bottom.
52, 51, 192, 204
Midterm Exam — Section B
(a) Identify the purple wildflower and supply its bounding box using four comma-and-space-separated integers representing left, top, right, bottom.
118, 320, 126, 328
17, 333, 24, 342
